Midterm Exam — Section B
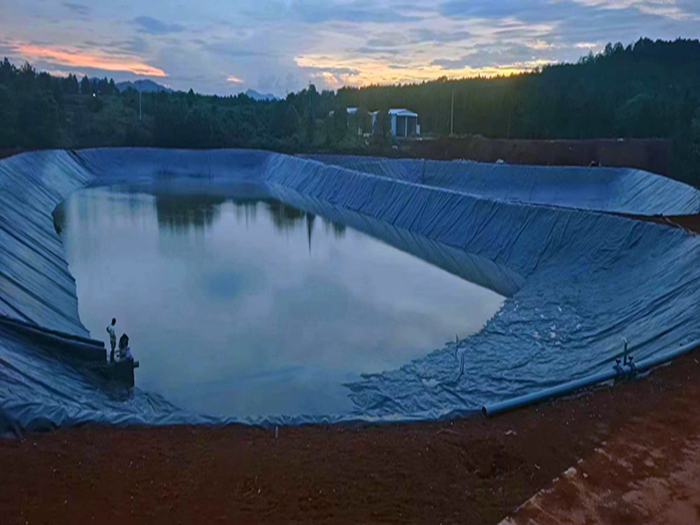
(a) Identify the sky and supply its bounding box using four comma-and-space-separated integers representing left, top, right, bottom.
1, 0, 699, 96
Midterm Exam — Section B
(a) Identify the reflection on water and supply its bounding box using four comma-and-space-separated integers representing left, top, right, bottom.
57, 186, 504, 419
155, 194, 226, 231
149, 194, 348, 245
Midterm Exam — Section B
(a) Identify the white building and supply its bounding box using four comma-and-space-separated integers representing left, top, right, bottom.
329, 107, 420, 138
328, 107, 358, 118
371, 109, 420, 138
329, 107, 363, 136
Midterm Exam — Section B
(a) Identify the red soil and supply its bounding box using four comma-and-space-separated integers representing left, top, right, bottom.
401, 136, 673, 177
504, 359, 700, 524
2, 350, 700, 524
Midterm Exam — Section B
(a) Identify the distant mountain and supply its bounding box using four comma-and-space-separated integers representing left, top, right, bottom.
245, 89, 277, 101
116, 80, 173, 94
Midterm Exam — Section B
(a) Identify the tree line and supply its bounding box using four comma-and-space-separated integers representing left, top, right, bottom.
0, 37, 699, 182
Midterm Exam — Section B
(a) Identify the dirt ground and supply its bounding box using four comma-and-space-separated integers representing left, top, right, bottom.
401, 136, 673, 177
502, 370, 700, 525
2, 351, 700, 524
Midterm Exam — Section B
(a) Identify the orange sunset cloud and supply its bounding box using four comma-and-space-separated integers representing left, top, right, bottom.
14, 43, 167, 77
294, 55, 552, 87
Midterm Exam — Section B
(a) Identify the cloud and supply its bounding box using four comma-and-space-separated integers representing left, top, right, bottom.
350, 46, 401, 56
412, 29, 472, 44
432, 43, 555, 69
295, 52, 544, 88
62, 2, 91, 18
571, 0, 699, 20
363, 28, 472, 49
203, 41, 277, 59
2, 0, 699, 95
440, 0, 547, 20
226, 75, 244, 83
256, 72, 300, 94
575, 41, 605, 49
133, 16, 185, 35
242, 0, 424, 24
81, 38, 148, 55
432, 40, 558, 71
365, 36, 401, 48
13, 42, 167, 77
440, 0, 698, 23
312, 71, 343, 88
294, 0, 422, 23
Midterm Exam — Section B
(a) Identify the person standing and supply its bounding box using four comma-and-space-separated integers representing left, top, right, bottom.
106, 318, 117, 363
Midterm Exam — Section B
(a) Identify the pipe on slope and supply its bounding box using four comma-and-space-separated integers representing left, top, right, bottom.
482, 339, 700, 417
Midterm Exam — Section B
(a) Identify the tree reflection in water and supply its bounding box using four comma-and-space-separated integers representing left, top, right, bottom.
155, 194, 226, 232
153, 193, 349, 248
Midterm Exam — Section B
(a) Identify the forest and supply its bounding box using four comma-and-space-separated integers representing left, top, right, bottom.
0, 38, 699, 183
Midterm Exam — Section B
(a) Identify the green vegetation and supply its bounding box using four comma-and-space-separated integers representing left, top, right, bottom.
1, 38, 699, 182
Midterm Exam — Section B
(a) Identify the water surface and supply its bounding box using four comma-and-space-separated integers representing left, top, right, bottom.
57, 185, 504, 419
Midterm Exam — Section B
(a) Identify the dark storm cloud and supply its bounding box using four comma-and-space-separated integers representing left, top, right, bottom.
133, 16, 185, 35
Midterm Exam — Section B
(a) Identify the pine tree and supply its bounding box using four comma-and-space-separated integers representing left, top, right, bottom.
63, 74, 79, 94
80, 75, 91, 95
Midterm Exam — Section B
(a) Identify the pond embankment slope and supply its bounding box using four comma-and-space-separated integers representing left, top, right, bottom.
3, 149, 700, 523
1, 148, 700, 425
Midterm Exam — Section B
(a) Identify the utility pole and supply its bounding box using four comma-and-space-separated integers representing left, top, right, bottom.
139, 80, 142, 121
450, 89, 454, 136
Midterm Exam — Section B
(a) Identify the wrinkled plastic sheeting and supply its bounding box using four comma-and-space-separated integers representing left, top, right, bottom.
2, 148, 700, 431
0, 325, 195, 435
0, 151, 93, 337
78, 148, 271, 186
0, 322, 378, 433
269, 185, 526, 298
306, 154, 700, 216
263, 154, 700, 417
